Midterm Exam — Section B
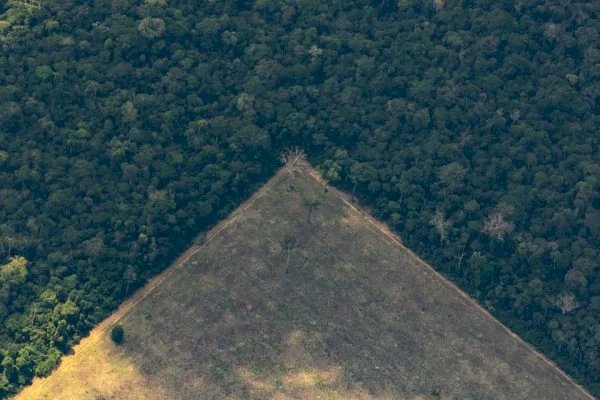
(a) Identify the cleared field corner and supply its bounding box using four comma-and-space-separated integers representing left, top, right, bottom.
16, 167, 595, 400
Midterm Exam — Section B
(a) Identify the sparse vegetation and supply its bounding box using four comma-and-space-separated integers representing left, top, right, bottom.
16, 171, 592, 400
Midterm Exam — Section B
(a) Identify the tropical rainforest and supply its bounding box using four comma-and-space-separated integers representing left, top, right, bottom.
0, 0, 598, 397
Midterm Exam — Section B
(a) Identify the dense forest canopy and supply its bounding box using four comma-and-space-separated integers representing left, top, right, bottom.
0, 0, 598, 397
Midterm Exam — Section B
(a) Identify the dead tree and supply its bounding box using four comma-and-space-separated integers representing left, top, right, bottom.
430, 210, 451, 245
483, 212, 514, 241
280, 147, 308, 178
553, 292, 580, 314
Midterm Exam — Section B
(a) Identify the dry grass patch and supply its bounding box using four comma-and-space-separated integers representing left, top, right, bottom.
16, 170, 593, 400
18, 334, 167, 400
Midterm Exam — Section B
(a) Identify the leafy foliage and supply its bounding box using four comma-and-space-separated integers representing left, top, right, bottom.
110, 325, 124, 345
0, 0, 598, 397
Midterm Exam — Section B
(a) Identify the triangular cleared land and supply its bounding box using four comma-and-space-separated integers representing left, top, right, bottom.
17, 169, 593, 400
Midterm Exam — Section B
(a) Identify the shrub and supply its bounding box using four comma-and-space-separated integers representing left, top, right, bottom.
110, 325, 124, 344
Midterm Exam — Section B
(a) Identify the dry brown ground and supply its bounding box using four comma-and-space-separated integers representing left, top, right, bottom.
16, 168, 594, 400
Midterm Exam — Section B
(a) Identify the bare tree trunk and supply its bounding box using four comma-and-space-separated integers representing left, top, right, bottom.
456, 247, 466, 272
320, 187, 328, 202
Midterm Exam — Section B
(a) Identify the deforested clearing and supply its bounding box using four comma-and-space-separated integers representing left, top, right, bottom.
17, 169, 593, 400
